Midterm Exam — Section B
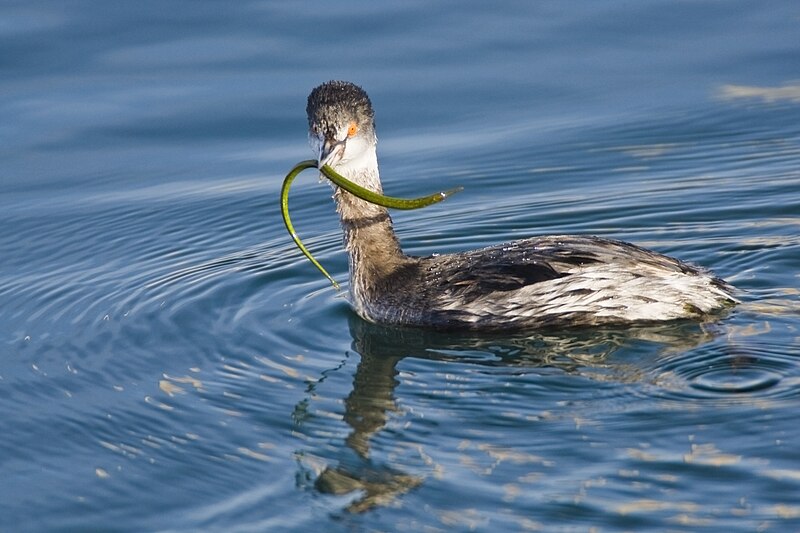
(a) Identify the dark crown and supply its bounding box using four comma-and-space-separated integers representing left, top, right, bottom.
307, 81, 375, 130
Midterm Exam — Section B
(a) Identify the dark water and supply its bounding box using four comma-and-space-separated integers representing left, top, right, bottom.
3, 1, 800, 531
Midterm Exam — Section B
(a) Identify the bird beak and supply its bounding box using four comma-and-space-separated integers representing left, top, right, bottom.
318, 136, 346, 168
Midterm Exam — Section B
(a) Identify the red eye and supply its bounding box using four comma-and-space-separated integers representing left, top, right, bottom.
347, 122, 358, 137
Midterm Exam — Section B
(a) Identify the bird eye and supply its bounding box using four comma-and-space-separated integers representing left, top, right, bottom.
347, 122, 358, 137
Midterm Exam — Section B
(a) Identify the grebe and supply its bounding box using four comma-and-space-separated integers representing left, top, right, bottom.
305, 80, 736, 330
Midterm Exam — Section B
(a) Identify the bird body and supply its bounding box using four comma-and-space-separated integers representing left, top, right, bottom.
305, 81, 736, 330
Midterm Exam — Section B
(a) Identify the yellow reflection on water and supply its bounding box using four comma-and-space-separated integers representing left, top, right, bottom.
615, 499, 699, 516
718, 83, 800, 103
768, 504, 800, 519
237, 447, 271, 462
159, 380, 183, 396
682, 443, 741, 466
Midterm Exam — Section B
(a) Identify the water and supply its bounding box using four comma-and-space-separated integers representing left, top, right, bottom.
2, 1, 800, 531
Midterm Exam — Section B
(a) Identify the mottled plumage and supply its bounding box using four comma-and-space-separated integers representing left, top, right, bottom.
305, 81, 737, 330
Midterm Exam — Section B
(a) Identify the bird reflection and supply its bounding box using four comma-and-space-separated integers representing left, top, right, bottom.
312, 317, 417, 513
307, 314, 721, 513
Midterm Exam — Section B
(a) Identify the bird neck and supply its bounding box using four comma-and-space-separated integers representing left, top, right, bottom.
330, 153, 410, 296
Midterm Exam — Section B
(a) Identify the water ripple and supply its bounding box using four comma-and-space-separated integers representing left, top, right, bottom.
644, 336, 800, 403
3, 3, 800, 529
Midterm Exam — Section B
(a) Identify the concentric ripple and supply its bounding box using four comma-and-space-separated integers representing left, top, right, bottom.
646, 338, 800, 402
689, 365, 783, 394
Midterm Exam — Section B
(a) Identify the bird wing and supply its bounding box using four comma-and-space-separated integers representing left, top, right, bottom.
424, 235, 705, 305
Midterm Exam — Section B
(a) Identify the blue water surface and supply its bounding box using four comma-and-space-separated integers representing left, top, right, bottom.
2, 1, 800, 531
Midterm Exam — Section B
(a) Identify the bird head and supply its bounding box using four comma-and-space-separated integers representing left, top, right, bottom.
306, 81, 377, 170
